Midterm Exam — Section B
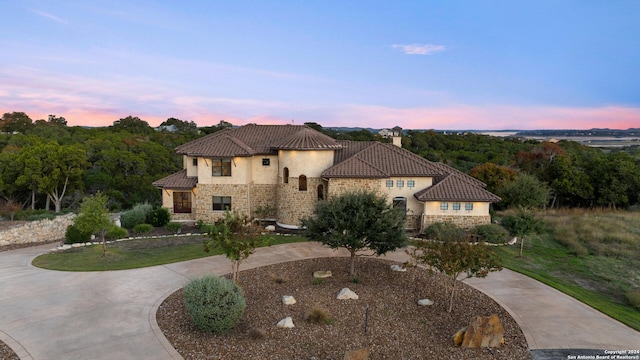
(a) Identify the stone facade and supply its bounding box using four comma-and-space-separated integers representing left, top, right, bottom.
0, 214, 75, 247
250, 183, 278, 218
422, 214, 491, 230
194, 183, 251, 223
327, 178, 381, 197
277, 176, 323, 226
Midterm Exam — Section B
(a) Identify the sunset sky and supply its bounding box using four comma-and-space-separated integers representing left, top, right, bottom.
1, 1, 639, 130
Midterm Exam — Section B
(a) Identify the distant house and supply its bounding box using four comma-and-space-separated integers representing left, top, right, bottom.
153, 124, 500, 231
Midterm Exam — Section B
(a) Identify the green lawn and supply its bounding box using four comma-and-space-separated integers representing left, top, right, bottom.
32, 234, 307, 271
493, 209, 640, 331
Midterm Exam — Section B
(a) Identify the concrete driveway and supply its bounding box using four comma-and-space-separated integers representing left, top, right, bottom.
0, 242, 638, 359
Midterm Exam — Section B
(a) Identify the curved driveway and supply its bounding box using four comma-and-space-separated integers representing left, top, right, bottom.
0, 243, 638, 360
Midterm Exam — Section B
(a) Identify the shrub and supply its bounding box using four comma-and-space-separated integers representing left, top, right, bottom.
133, 223, 153, 234
25, 213, 56, 221
472, 224, 509, 244
183, 275, 246, 333
200, 224, 216, 234
423, 222, 467, 241
147, 207, 170, 227
165, 222, 182, 233
626, 289, 640, 310
132, 202, 153, 218
305, 305, 332, 324
65, 224, 92, 244
120, 208, 146, 229
106, 226, 129, 239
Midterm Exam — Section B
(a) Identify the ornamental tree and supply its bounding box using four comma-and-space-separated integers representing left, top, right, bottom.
74, 192, 112, 256
410, 223, 502, 313
204, 211, 270, 283
301, 190, 407, 277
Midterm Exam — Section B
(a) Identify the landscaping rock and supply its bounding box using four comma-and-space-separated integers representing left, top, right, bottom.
460, 314, 504, 348
276, 316, 294, 328
337, 288, 359, 300
417, 299, 434, 306
390, 264, 406, 272
265, 225, 276, 232
313, 270, 332, 279
282, 295, 296, 305
452, 327, 466, 346
344, 348, 370, 360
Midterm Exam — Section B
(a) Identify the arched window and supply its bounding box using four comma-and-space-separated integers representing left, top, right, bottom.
317, 184, 324, 200
393, 197, 407, 218
299, 175, 307, 191
283, 167, 289, 184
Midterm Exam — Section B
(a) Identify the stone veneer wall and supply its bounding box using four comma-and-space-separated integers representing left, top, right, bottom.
250, 184, 278, 218
194, 184, 250, 223
0, 214, 75, 247
327, 178, 380, 197
277, 176, 323, 226
422, 214, 491, 230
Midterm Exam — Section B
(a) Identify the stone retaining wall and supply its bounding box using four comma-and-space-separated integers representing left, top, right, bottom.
0, 214, 75, 247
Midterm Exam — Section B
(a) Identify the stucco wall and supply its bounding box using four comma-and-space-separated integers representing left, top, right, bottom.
279, 150, 334, 178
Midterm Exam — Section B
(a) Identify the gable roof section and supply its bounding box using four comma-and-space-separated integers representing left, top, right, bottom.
323, 142, 444, 178
152, 169, 198, 190
414, 173, 501, 202
175, 124, 340, 157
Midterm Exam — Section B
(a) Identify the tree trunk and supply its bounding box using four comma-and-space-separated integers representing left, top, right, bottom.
448, 279, 457, 313
519, 236, 525, 257
31, 189, 36, 210
101, 231, 107, 256
349, 249, 356, 277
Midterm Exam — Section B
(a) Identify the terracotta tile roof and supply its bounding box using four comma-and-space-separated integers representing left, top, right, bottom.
272, 127, 342, 150
152, 169, 198, 190
323, 142, 444, 178
175, 124, 339, 157
414, 173, 501, 202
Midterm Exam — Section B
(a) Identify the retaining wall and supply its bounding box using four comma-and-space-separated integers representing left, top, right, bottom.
0, 214, 75, 247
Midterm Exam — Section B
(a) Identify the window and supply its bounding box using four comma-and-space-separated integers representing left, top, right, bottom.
212, 196, 232, 211
393, 197, 407, 218
453, 202, 461, 211
407, 180, 415, 188
283, 167, 289, 184
465, 203, 474, 211
386, 180, 393, 187
173, 192, 191, 213
299, 175, 307, 191
192, 158, 198, 167
440, 202, 449, 211
212, 159, 231, 176
317, 184, 324, 200
262, 158, 270, 166
396, 180, 404, 188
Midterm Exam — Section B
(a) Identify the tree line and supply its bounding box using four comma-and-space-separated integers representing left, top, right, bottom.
1, 112, 639, 215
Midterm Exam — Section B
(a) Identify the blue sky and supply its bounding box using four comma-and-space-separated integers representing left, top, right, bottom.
1, 0, 639, 130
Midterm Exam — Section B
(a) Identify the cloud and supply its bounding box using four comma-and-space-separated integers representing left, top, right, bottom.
392, 44, 447, 55
30, 10, 68, 24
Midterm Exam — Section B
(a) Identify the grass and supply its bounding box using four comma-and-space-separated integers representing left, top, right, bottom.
493, 209, 640, 331
32, 234, 307, 271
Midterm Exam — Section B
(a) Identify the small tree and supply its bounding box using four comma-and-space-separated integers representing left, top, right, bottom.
74, 192, 112, 256
501, 209, 543, 257
204, 211, 270, 283
410, 223, 502, 313
301, 190, 407, 277
0, 198, 22, 221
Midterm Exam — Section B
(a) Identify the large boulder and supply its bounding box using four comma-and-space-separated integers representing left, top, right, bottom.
460, 314, 504, 348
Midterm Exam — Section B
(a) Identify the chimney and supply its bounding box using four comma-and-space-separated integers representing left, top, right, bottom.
392, 126, 403, 147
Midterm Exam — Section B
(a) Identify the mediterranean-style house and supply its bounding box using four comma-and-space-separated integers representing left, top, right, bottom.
153, 124, 500, 231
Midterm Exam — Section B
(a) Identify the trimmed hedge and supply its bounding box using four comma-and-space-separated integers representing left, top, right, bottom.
65, 224, 92, 244
183, 276, 246, 333
147, 207, 170, 227
472, 223, 509, 244
133, 223, 153, 234
106, 226, 129, 240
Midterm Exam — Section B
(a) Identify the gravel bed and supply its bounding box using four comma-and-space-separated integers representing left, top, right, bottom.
0, 338, 19, 359
157, 257, 531, 359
